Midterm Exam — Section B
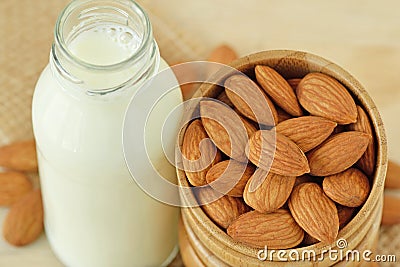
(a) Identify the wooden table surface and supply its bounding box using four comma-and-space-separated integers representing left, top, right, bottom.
0, 0, 399, 266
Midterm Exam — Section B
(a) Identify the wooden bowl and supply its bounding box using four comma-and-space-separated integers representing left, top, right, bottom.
177, 50, 388, 266
180, 213, 229, 267
178, 216, 206, 267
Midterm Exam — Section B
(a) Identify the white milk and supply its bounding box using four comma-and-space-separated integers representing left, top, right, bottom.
32, 23, 181, 267
68, 25, 140, 66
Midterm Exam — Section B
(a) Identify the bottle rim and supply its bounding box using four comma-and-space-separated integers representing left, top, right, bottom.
54, 0, 153, 72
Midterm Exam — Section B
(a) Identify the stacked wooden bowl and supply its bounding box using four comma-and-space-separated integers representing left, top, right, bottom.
177, 50, 387, 267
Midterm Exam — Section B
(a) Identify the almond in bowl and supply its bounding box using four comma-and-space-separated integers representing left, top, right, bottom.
177, 50, 387, 266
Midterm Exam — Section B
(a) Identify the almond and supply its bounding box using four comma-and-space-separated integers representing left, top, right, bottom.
348, 106, 376, 176
243, 169, 295, 213
200, 100, 249, 162
385, 160, 400, 189
207, 45, 238, 78
287, 78, 302, 90
337, 204, 356, 229
206, 160, 255, 197
323, 168, 370, 207
3, 189, 43, 246
227, 209, 304, 249
255, 65, 303, 117
239, 115, 257, 138
182, 119, 222, 186
297, 72, 357, 124
196, 187, 248, 229
307, 131, 370, 176
217, 91, 234, 108
0, 172, 32, 206
0, 140, 38, 172
276, 107, 293, 123
302, 233, 319, 246
332, 124, 346, 134
276, 107, 292, 123
382, 193, 400, 225
276, 116, 337, 152
289, 183, 339, 244
207, 44, 238, 64
246, 130, 310, 176
224, 75, 278, 126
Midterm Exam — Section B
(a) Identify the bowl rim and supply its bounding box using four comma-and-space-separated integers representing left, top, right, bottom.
177, 49, 388, 259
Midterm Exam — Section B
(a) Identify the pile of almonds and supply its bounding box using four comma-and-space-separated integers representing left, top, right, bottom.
0, 140, 43, 246
182, 64, 377, 249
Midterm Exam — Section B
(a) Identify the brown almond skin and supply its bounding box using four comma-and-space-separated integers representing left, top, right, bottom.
289, 183, 339, 244
233, 107, 269, 134
207, 44, 238, 64
0, 172, 33, 206
0, 140, 38, 172
255, 65, 303, 116
243, 169, 295, 213
206, 45, 238, 78
348, 106, 376, 176
332, 124, 346, 134
382, 193, 400, 225
297, 72, 357, 124
196, 187, 248, 229
200, 100, 249, 162
287, 78, 302, 91
239, 116, 257, 138
385, 160, 400, 189
3, 189, 44, 246
302, 205, 355, 242
307, 131, 370, 176
224, 75, 278, 126
206, 160, 255, 197
276, 116, 337, 152
182, 119, 222, 186
337, 204, 356, 229
276, 107, 292, 123
323, 168, 370, 207
246, 130, 310, 176
302, 233, 319, 246
217, 91, 234, 108
227, 209, 304, 249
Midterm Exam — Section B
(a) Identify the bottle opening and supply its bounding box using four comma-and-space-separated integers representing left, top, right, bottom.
56, 0, 151, 68
68, 24, 141, 66
52, 0, 159, 93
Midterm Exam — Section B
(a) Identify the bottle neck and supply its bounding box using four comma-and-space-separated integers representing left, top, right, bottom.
50, 0, 160, 97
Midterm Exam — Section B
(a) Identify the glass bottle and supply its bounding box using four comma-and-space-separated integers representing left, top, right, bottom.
32, 0, 181, 266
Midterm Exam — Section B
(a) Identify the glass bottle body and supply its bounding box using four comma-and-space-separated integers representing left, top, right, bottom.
32, 1, 181, 266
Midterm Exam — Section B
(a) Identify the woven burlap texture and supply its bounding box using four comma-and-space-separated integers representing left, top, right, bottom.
0, 0, 398, 266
